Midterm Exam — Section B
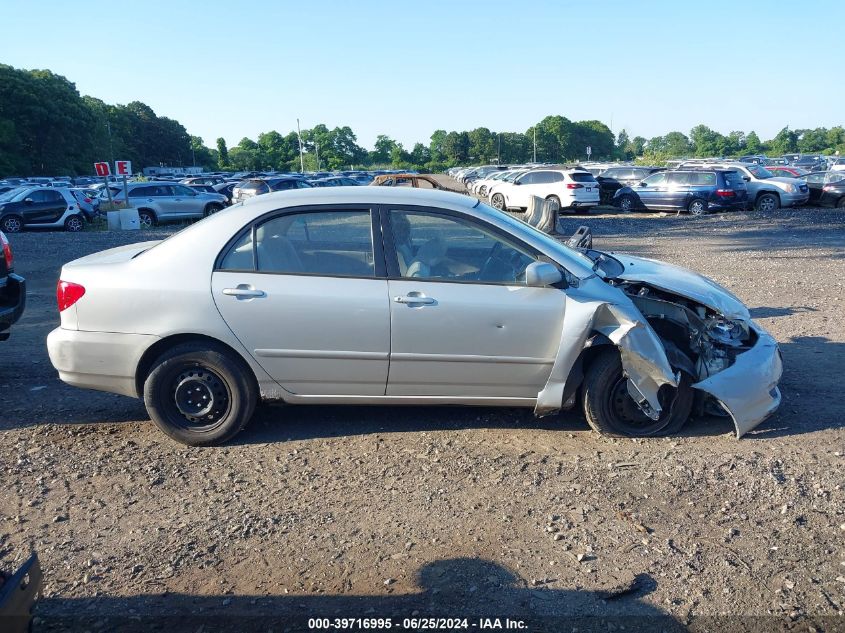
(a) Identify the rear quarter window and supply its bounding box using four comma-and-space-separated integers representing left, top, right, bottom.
721, 172, 743, 187
690, 172, 717, 186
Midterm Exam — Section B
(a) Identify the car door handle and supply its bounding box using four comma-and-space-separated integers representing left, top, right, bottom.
223, 285, 266, 299
394, 294, 436, 305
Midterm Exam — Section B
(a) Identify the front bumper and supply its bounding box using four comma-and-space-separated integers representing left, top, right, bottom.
0, 273, 26, 334
692, 322, 782, 437
47, 327, 159, 398
779, 191, 810, 207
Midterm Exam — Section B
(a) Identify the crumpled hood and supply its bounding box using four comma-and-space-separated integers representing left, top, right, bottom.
615, 254, 750, 320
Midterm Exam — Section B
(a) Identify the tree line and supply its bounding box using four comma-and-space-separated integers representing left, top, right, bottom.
1, 64, 843, 177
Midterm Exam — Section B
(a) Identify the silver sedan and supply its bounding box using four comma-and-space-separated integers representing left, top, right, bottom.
47, 187, 782, 445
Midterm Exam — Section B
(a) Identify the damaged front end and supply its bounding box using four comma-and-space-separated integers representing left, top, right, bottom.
536, 247, 782, 438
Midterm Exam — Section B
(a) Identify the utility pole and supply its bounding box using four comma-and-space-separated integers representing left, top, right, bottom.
533, 127, 537, 163
106, 119, 115, 165
315, 142, 320, 170
497, 133, 501, 164
296, 118, 305, 172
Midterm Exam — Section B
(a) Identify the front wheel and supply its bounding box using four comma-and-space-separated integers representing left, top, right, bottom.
617, 194, 635, 213
837, 197, 845, 208
582, 349, 693, 437
64, 214, 84, 232
204, 203, 223, 217
143, 343, 258, 446
490, 193, 506, 210
545, 195, 561, 211
1, 214, 23, 233
755, 193, 779, 212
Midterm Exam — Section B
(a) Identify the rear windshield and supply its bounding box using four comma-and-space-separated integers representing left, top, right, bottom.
569, 172, 597, 183
242, 181, 270, 193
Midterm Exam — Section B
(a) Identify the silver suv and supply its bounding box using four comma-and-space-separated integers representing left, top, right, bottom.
109, 182, 227, 228
681, 162, 809, 211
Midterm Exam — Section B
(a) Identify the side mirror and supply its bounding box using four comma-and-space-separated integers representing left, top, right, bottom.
513, 180, 522, 186
23, 197, 33, 204
525, 261, 563, 287
743, 176, 751, 182
638, 182, 647, 187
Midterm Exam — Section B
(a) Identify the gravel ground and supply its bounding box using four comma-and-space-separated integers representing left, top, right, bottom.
1, 185, 844, 632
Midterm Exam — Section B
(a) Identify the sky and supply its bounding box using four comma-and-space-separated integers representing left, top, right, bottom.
1, 0, 842, 151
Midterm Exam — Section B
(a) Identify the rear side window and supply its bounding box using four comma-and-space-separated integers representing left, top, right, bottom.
243, 181, 270, 194
668, 172, 693, 185
531, 172, 563, 184
569, 172, 597, 183
255, 211, 374, 277
690, 172, 717, 186
721, 171, 744, 187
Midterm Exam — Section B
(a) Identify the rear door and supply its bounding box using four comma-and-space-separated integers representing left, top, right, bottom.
665, 172, 693, 209
212, 206, 390, 396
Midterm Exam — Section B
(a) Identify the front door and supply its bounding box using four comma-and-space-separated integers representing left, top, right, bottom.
212, 207, 390, 396
383, 208, 566, 398
635, 172, 668, 209
24, 189, 67, 224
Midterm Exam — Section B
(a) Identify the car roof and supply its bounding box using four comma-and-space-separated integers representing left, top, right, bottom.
240, 184, 477, 211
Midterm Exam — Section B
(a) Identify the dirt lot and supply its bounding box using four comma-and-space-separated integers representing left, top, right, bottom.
1, 187, 844, 631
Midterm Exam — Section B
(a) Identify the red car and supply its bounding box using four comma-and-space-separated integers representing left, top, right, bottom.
767, 166, 809, 178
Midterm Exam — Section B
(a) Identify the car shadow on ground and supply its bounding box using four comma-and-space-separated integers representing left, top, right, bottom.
33, 558, 685, 633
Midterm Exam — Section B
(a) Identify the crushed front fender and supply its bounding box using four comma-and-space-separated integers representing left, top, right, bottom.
535, 294, 677, 418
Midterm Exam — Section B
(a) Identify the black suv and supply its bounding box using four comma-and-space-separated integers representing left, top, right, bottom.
596, 166, 664, 205
0, 231, 25, 341
232, 177, 312, 203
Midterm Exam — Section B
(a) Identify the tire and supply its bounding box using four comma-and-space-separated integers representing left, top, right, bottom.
204, 203, 223, 217
64, 214, 84, 232
837, 197, 845, 208
582, 348, 693, 438
143, 342, 258, 446
687, 198, 707, 216
0, 214, 23, 233
617, 194, 635, 213
755, 193, 779, 212
490, 193, 506, 210
138, 209, 156, 229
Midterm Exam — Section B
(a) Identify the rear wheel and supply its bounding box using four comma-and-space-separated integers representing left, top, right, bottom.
490, 193, 506, 210
0, 214, 23, 233
138, 210, 156, 229
755, 193, 779, 212
64, 214, 84, 232
837, 197, 845, 208
582, 348, 693, 437
687, 198, 707, 216
618, 194, 635, 213
143, 343, 258, 446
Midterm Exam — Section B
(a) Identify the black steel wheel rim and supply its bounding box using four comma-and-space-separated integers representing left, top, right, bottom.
607, 376, 671, 436
165, 364, 231, 431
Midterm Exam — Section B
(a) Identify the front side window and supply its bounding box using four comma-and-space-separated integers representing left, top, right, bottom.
642, 172, 667, 186
222, 210, 375, 277
389, 210, 537, 285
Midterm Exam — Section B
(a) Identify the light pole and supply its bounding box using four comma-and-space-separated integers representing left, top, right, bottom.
497, 133, 501, 164
296, 118, 305, 172
533, 127, 537, 163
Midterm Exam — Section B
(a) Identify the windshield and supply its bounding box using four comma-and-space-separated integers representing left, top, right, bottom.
475, 201, 596, 277
746, 164, 774, 179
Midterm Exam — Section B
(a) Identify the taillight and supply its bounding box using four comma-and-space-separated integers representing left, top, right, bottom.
57, 280, 85, 312
823, 185, 834, 192
716, 189, 736, 197
1, 232, 12, 270
566, 183, 584, 189
84, 197, 92, 203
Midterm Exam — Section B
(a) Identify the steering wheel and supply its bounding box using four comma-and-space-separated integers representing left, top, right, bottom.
479, 242, 517, 281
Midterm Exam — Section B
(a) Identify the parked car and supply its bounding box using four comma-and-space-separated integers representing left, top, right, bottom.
613, 169, 748, 215
309, 177, 363, 187
766, 166, 809, 179
684, 162, 809, 211
213, 182, 237, 203
0, 230, 25, 342
46, 187, 782, 446
181, 176, 226, 186
0, 187, 87, 232
830, 157, 845, 173
370, 174, 444, 189
69, 188, 100, 221
595, 166, 664, 205
488, 168, 599, 213
232, 177, 312, 204
803, 171, 845, 207
110, 182, 228, 228
792, 155, 826, 172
